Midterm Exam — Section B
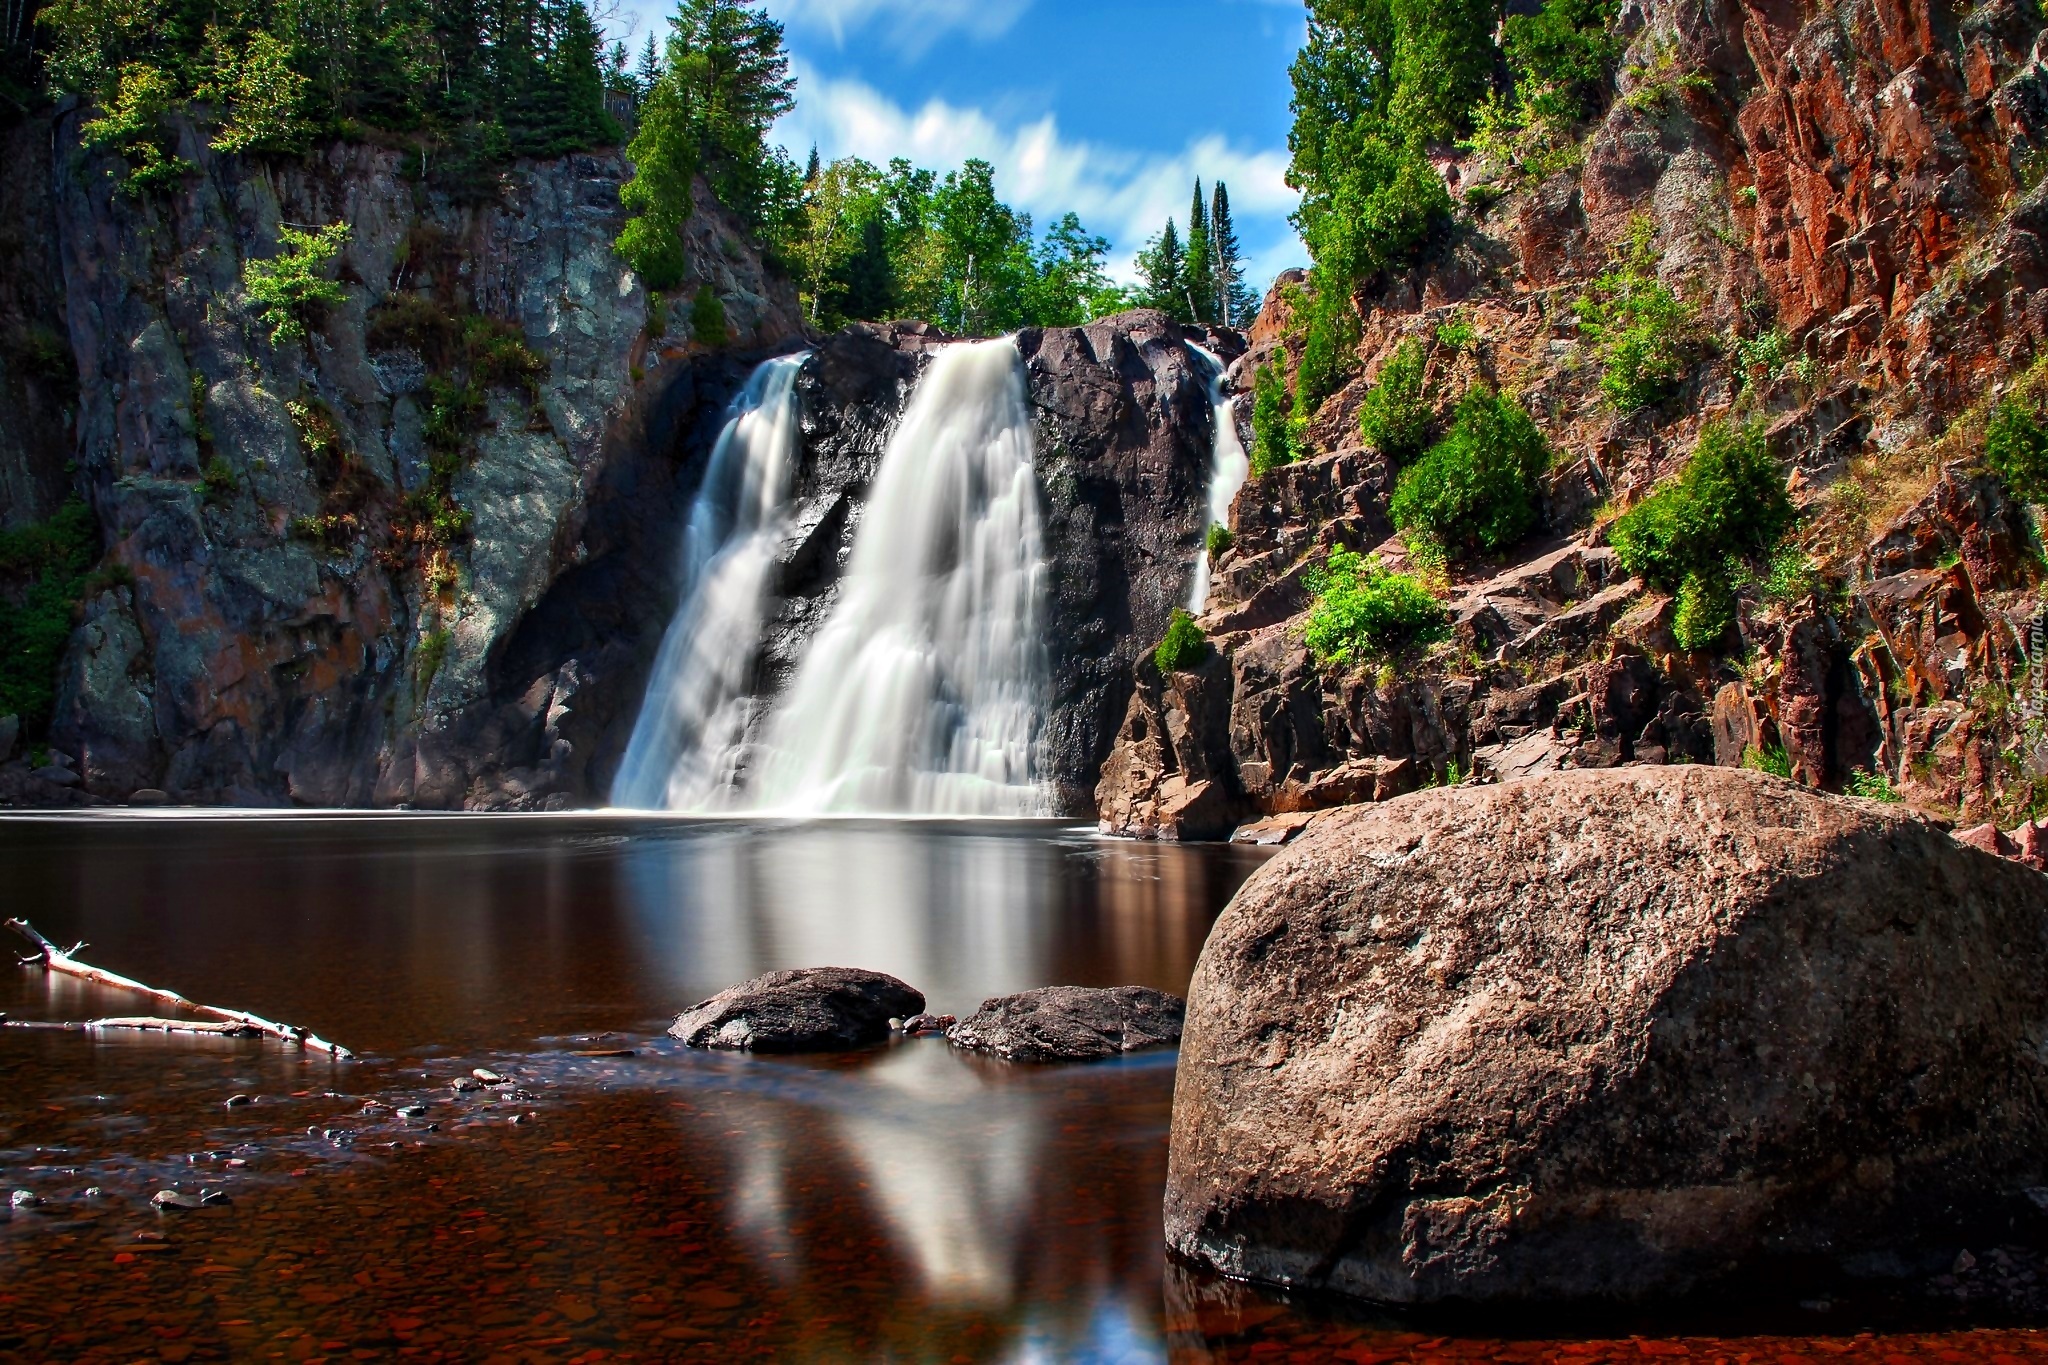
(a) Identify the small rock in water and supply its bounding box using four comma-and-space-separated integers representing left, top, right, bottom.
670, 967, 926, 1053
223, 1094, 253, 1109
199, 1191, 232, 1207
396, 1104, 427, 1119
901, 1013, 956, 1036
152, 1190, 205, 1211
83, 1187, 103, 1199
361, 1102, 391, 1116
949, 986, 1185, 1062
10, 1190, 43, 1209
450, 1077, 482, 1093
472, 1068, 505, 1085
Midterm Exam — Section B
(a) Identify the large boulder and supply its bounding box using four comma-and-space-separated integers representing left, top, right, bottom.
670, 968, 924, 1053
949, 985, 1186, 1062
1164, 766, 2048, 1306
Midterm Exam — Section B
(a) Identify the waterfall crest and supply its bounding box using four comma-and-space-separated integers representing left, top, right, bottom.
1188, 344, 1251, 613
744, 338, 1050, 816
612, 354, 807, 811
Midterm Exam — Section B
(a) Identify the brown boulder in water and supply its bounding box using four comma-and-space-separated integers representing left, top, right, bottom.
670, 968, 924, 1052
1165, 766, 2048, 1305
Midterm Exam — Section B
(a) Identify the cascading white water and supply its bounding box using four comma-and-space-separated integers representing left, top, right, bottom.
742, 337, 1050, 816
1187, 344, 1251, 613
611, 353, 806, 811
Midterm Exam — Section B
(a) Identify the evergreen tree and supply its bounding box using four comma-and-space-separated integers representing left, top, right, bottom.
634, 32, 662, 95
665, 0, 795, 222
1183, 179, 1217, 324
804, 144, 820, 183
1138, 219, 1190, 323
1211, 180, 1256, 327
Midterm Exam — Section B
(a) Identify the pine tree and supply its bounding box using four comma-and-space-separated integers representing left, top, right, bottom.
1139, 219, 1190, 323
635, 32, 662, 96
1183, 179, 1217, 324
1211, 180, 1256, 327
664, 0, 796, 224
805, 144, 821, 184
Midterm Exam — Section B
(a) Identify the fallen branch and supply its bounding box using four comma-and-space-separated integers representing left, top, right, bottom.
6, 918, 354, 1059
3, 1015, 262, 1037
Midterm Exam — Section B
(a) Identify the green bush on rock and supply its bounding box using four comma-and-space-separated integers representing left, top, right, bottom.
1356, 338, 1432, 464
1302, 546, 1448, 666
1154, 608, 1209, 673
1610, 418, 1794, 652
0, 500, 99, 735
1389, 386, 1550, 559
1986, 398, 2048, 503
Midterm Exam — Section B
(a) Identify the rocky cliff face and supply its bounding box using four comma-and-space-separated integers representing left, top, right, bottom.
2, 107, 804, 806
1100, 0, 2048, 842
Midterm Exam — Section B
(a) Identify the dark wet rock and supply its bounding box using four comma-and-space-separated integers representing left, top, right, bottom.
10, 1190, 42, 1209
669, 967, 925, 1053
1166, 766, 2048, 1306
899, 1012, 955, 1036
949, 986, 1185, 1062
151, 1190, 205, 1211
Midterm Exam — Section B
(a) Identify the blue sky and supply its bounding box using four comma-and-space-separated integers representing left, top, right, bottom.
606, 0, 1311, 293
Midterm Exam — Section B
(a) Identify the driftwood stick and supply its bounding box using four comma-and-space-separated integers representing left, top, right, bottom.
3, 1016, 262, 1036
5, 918, 353, 1059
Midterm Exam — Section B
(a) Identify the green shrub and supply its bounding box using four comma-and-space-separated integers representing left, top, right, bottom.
1293, 281, 1360, 423
1205, 523, 1234, 558
1575, 217, 1704, 411
243, 223, 351, 346
1356, 338, 1432, 464
691, 286, 729, 346
78, 62, 190, 194
415, 628, 452, 693
1250, 361, 1294, 476
1153, 608, 1208, 673
0, 500, 98, 735
1389, 387, 1550, 558
1434, 314, 1476, 351
1741, 744, 1792, 779
1986, 398, 2048, 502
1845, 768, 1902, 803
1610, 418, 1793, 651
1302, 546, 1449, 665
1731, 328, 1791, 390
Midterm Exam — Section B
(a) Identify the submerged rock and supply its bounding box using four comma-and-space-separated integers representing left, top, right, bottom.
949, 986, 1185, 1062
670, 968, 924, 1053
1166, 766, 2048, 1306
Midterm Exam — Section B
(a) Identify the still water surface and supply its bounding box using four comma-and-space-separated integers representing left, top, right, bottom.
0, 814, 2042, 1363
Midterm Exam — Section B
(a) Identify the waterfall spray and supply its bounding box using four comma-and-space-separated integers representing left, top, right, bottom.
744, 338, 1050, 816
612, 353, 807, 811
1187, 345, 1250, 613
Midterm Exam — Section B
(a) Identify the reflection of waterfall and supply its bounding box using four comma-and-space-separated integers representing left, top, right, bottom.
745, 338, 1050, 816
612, 354, 806, 811
1187, 345, 1250, 614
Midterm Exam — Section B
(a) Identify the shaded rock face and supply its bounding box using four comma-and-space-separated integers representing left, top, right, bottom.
949, 985, 1186, 1062
670, 968, 924, 1053
25, 110, 801, 808
1165, 766, 2048, 1306
0, 118, 76, 530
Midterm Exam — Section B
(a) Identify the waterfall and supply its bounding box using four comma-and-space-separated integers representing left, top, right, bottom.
611, 353, 807, 811
1187, 344, 1250, 613
743, 337, 1050, 817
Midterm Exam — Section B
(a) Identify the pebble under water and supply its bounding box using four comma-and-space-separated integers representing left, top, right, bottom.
0, 813, 2043, 1363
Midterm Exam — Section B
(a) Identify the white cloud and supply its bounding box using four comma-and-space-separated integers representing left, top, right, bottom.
769, 0, 1034, 58
775, 64, 1304, 288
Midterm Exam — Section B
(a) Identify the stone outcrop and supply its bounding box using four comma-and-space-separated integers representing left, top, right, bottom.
3, 108, 803, 808
669, 968, 924, 1052
1165, 766, 2048, 1305
948, 985, 1186, 1062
